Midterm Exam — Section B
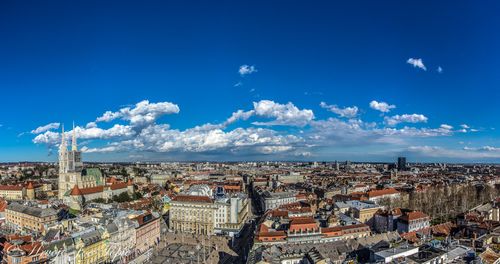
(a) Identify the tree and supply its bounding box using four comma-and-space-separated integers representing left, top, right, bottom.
113, 192, 132, 203
93, 198, 107, 203
133, 192, 143, 200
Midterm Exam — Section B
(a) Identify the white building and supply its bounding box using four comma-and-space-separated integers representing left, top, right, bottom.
374, 246, 419, 263
257, 190, 298, 211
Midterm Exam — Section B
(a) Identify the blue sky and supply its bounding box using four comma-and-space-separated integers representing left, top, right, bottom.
0, 1, 499, 162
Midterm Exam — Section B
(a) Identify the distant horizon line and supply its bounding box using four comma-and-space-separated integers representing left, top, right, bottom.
1, 160, 498, 165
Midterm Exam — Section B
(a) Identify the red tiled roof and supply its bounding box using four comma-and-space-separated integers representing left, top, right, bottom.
133, 211, 158, 227
375, 207, 402, 217
321, 228, 343, 237
289, 207, 312, 213
4, 241, 44, 256
296, 193, 307, 200
258, 223, 270, 233
338, 223, 370, 231
400, 211, 429, 221
368, 188, 399, 198
110, 182, 128, 190
257, 231, 287, 241
254, 178, 267, 182
70, 185, 83, 196
0, 199, 7, 212
258, 231, 286, 237
289, 217, 318, 232
106, 177, 118, 184
6, 234, 32, 242
269, 209, 288, 218
393, 208, 402, 215
223, 185, 241, 190
78, 186, 105, 195
431, 222, 455, 236
289, 217, 316, 225
0, 185, 24, 191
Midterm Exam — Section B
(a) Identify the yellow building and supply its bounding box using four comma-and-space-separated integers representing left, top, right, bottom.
352, 206, 382, 223
75, 229, 109, 264
0, 185, 25, 200
5, 203, 58, 234
346, 201, 383, 225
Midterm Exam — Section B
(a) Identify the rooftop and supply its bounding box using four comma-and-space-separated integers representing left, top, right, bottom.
7, 203, 58, 218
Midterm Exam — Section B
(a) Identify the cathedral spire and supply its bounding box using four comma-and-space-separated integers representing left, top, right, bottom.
72, 121, 77, 151
60, 124, 66, 150
59, 123, 67, 175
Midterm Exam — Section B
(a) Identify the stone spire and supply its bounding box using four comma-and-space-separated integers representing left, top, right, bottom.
72, 121, 77, 151
59, 124, 67, 174
60, 124, 66, 150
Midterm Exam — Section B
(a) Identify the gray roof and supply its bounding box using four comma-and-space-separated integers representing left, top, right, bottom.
446, 245, 472, 260
7, 203, 58, 218
43, 229, 60, 242
80, 230, 102, 246
46, 237, 75, 253
248, 240, 359, 263
106, 223, 119, 234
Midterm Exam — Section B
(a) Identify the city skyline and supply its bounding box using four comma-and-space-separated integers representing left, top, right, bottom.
1, 1, 499, 162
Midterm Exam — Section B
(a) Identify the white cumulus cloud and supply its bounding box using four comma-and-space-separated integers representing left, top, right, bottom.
407, 58, 427, 71
440, 124, 453, 130
320, 102, 359, 118
369, 100, 396, 113
238, 65, 257, 76
31, 123, 60, 134
384, 114, 428, 126
252, 100, 314, 127
95, 100, 180, 127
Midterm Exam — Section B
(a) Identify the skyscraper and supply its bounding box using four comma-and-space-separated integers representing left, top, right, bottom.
397, 157, 407, 171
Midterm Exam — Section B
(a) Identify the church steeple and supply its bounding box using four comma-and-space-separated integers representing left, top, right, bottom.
72, 121, 77, 151
58, 121, 84, 199
59, 124, 67, 174
60, 124, 66, 151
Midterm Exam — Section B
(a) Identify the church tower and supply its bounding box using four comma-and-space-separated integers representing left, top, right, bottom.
72, 121, 77, 151
58, 125, 67, 174
58, 123, 83, 199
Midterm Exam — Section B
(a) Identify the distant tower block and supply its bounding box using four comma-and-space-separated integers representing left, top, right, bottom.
397, 157, 407, 171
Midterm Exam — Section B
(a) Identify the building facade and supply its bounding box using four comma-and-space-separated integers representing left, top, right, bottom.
0, 185, 26, 200
133, 212, 161, 255
169, 194, 216, 235
5, 203, 58, 233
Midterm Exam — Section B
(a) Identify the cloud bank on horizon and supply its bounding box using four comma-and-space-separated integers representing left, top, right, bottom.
30, 95, 497, 162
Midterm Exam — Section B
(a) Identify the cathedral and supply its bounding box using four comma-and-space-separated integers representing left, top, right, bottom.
58, 124, 103, 199
58, 124, 132, 210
